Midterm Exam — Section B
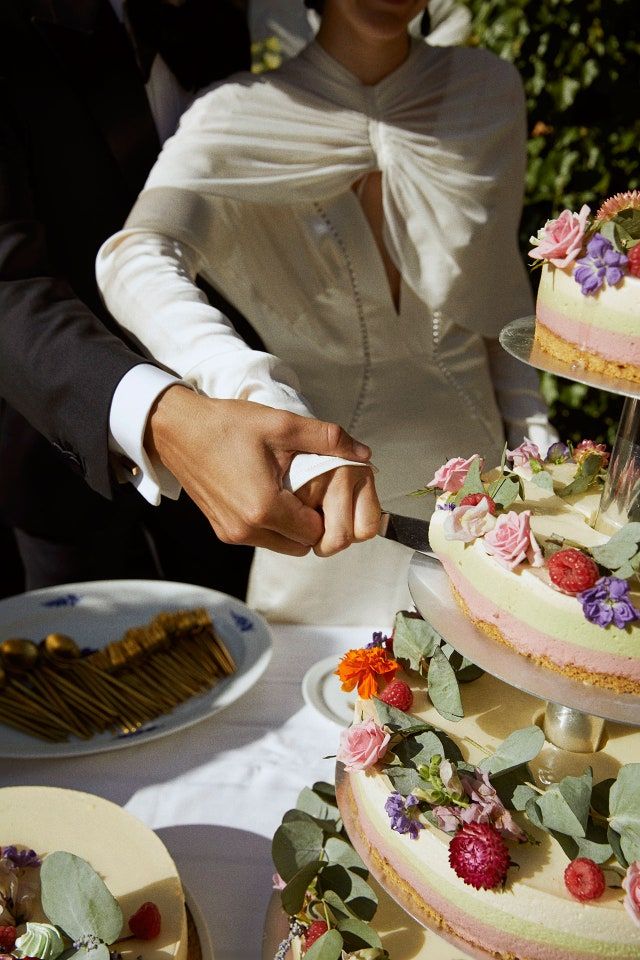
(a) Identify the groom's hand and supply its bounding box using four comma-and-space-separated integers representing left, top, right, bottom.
296, 466, 380, 557
144, 386, 372, 555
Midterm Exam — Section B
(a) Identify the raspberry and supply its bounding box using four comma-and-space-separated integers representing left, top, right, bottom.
628, 244, 640, 279
448, 823, 510, 890
0, 927, 16, 951
564, 858, 606, 902
547, 548, 599, 595
379, 679, 413, 712
128, 901, 162, 940
460, 493, 496, 515
304, 920, 328, 950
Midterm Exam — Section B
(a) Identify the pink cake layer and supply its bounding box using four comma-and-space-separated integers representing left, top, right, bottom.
536, 304, 640, 364
351, 779, 616, 960
440, 558, 640, 682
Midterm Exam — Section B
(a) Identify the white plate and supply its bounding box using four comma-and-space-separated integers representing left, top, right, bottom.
184, 884, 215, 960
301, 655, 355, 727
0, 579, 273, 759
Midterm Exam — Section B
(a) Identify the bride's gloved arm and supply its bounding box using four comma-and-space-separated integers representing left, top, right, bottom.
97, 230, 361, 502
486, 337, 558, 454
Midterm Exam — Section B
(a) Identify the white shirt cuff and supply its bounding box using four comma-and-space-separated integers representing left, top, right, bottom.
285, 454, 373, 492
108, 364, 188, 504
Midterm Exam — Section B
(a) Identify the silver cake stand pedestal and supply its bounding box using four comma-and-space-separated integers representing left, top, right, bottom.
409, 316, 640, 755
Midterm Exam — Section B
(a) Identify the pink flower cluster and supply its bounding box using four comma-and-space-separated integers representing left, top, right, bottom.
433, 769, 526, 842
336, 718, 390, 771
482, 510, 543, 571
507, 438, 542, 469
426, 455, 483, 494
573, 439, 610, 467
529, 204, 591, 268
444, 499, 496, 543
623, 861, 640, 928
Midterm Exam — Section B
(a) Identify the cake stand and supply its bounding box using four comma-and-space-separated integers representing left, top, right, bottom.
409, 315, 640, 754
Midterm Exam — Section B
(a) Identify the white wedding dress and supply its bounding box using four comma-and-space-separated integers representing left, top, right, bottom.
97, 40, 550, 626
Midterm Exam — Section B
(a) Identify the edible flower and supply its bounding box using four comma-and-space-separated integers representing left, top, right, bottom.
384, 793, 424, 840
335, 647, 398, 699
545, 441, 571, 464
426, 455, 483, 494
528, 205, 590, 268
622, 861, 640, 928
506, 438, 541, 469
574, 234, 628, 295
482, 510, 543, 571
444, 499, 496, 543
573, 439, 610, 467
578, 577, 640, 628
336, 718, 391, 771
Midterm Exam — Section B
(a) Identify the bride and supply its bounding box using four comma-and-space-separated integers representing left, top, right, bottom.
97, 0, 551, 625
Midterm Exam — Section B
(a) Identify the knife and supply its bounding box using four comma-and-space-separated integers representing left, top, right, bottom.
377, 512, 434, 555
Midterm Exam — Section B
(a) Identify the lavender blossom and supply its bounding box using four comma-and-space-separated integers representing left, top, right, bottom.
578, 577, 640, 628
545, 441, 571, 464
1, 847, 41, 868
436, 501, 456, 511
574, 234, 628, 295
384, 793, 424, 840
366, 631, 391, 650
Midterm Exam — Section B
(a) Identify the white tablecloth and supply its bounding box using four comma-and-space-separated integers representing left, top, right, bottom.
0, 624, 376, 960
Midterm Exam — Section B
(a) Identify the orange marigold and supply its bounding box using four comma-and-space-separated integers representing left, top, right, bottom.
335, 647, 399, 699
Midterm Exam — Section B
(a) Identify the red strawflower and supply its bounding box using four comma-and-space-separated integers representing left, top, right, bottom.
128, 901, 162, 940
564, 858, 606, 902
0, 927, 16, 952
460, 493, 497, 515
304, 920, 328, 950
379, 679, 413, 712
628, 244, 640, 279
548, 548, 600, 595
448, 823, 511, 890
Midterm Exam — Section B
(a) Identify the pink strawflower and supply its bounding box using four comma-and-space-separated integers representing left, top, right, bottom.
573, 439, 610, 467
460, 771, 527, 842
426, 455, 483, 494
433, 805, 463, 833
336, 718, 391, 772
623, 861, 640, 928
507, 438, 542, 469
529, 205, 591, 268
444, 500, 496, 543
482, 510, 543, 571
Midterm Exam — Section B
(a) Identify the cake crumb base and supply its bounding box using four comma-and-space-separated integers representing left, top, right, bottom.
534, 322, 640, 384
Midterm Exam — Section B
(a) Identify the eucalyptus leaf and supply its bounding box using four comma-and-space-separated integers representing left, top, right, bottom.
312, 782, 338, 804
272, 820, 325, 882
392, 730, 445, 770
282, 809, 341, 835
621, 822, 640, 865
383, 764, 424, 796
427, 647, 463, 722
453, 458, 485, 503
318, 866, 378, 920
559, 454, 603, 498
608, 826, 628, 870
591, 524, 640, 572
591, 778, 614, 817
296, 786, 340, 824
392, 612, 441, 670
530, 470, 554, 492
480, 725, 545, 776
488, 474, 523, 508
302, 929, 344, 960
324, 837, 367, 878
491, 765, 533, 810
337, 918, 383, 951
281, 860, 325, 915
511, 784, 538, 812
373, 698, 419, 731
320, 889, 357, 922
609, 764, 640, 842
536, 769, 592, 838
40, 853, 123, 944
525, 796, 546, 832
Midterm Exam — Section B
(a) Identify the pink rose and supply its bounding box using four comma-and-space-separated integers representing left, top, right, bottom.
336, 718, 391, 771
528, 204, 591, 268
482, 510, 544, 571
444, 500, 496, 543
623, 862, 640, 928
427, 455, 483, 493
507, 438, 542, 469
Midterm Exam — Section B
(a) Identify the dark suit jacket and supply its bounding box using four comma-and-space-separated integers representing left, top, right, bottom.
0, 0, 250, 539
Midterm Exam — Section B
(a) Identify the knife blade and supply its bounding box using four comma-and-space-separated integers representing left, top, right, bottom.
377, 512, 434, 554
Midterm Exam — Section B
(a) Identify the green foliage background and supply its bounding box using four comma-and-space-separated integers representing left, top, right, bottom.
465, 0, 639, 444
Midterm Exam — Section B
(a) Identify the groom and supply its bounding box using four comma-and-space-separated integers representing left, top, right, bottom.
0, 0, 372, 594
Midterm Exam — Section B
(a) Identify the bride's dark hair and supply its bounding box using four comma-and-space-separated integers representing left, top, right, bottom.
304, 0, 324, 10
303, 1, 431, 35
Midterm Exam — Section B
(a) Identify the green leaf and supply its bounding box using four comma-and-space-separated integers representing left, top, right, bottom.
491, 766, 533, 809
480, 725, 545, 776
392, 612, 442, 671
487, 474, 522, 508
610, 764, 640, 842
320, 889, 357, 922
559, 453, 604, 498
40, 853, 123, 944
373, 698, 418, 731
337, 918, 382, 951
591, 524, 640, 573
530, 470, 554, 492
512, 784, 538, 811
536, 769, 593, 837
282, 809, 341, 835
453, 458, 485, 503
427, 647, 463, 722
608, 826, 628, 870
302, 929, 343, 960
296, 786, 341, 824
318, 866, 377, 921
272, 820, 325, 882
281, 860, 325, 915
392, 730, 445, 770
525, 796, 546, 832
324, 837, 367, 878
383, 764, 425, 796
312, 782, 338, 804
591, 778, 614, 817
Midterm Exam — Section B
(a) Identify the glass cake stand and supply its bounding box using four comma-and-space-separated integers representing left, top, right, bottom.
409, 315, 640, 754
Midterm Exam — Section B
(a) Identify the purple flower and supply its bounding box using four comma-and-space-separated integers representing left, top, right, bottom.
578, 577, 640, 628
366, 631, 390, 649
460, 771, 527, 842
0, 847, 41, 868
545, 441, 571, 464
384, 793, 424, 840
436, 501, 457, 511
432, 804, 463, 833
574, 234, 628, 295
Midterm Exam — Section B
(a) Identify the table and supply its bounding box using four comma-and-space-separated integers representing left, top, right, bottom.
0, 623, 375, 960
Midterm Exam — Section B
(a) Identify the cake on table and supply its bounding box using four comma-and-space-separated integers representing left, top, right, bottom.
0, 787, 187, 960
529, 191, 640, 382
426, 438, 640, 694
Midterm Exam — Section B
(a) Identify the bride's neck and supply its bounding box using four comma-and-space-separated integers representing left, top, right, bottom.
316, 17, 411, 85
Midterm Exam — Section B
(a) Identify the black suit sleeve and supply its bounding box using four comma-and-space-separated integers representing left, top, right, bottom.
0, 81, 149, 499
